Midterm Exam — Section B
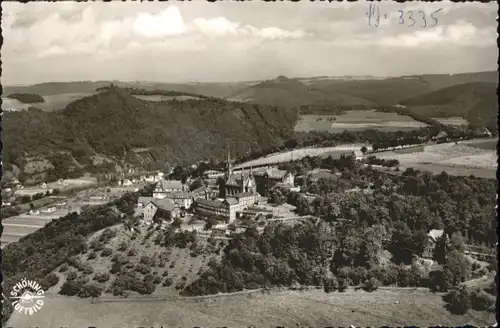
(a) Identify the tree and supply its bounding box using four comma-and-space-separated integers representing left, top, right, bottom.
29, 203, 35, 210
295, 195, 310, 216
172, 217, 182, 228
205, 216, 218, 230
443, 288, 471, 315
360, 146, 368, 155
449, 232, 465, 252
470, 289, 495, 311
388, 223, 414, 265
337, 277, 348, 292
190, 179, 204, 191
269, 189, 285, 205
323, 276, 338, 293
444, 250, 470, 287
433, 236, 447, 265
362, 277, 380, 292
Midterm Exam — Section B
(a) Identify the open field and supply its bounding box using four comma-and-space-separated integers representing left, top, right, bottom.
1, 211, 67, 245
2, 93, 95, 111
6, 288, 494, 328
294, 111, 428, 133
465, 139, 497, 150
133, 95, 204, 102
0, 183, 145, 245
1, 97, 32, 110
13, 177, 98, 197
234, 144, 368, 169
432, 116, 469, 126
376, 139, 497, 178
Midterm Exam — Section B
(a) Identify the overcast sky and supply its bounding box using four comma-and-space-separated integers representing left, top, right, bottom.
2, 1, 498, 85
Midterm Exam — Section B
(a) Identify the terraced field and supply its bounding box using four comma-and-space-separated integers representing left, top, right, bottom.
376, 139, 497, 178
294, 111, 428, 133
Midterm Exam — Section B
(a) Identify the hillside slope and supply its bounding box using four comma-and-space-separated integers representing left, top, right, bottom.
301, 71, 498, 106
2, 87, 297, 179
229, 75, 374, 108
400, 82, 498, 131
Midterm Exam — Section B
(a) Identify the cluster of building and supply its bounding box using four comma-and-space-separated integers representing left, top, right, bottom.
137, 148, 296, 228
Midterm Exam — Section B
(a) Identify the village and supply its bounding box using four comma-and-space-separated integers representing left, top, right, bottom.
132, 148, 300, 240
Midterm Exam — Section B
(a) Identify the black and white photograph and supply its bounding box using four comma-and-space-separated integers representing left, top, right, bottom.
0, 1, 498, 327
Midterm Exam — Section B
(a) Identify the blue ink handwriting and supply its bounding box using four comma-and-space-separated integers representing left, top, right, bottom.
367, 4, 442, 28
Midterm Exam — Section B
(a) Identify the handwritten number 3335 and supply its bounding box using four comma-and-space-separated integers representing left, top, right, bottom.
398, 9, 441, 27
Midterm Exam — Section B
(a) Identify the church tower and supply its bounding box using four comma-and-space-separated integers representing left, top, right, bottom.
226, 145, 233, 177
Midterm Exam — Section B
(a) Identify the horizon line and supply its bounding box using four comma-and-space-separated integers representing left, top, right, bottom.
2, 70, 496, 88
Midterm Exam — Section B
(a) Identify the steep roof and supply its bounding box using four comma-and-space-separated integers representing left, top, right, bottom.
138, 196, 154, 204
150, 199, 177, 212
265, 168, 289, 180
195, 198, 227, 209
191, 186, 209, 195
224, 197, 239, 205
164, 191, 193, 199
427, 229, 444, 241
225, 174, 240, 187
234, 192, 255, 199
156, 180, 184, 190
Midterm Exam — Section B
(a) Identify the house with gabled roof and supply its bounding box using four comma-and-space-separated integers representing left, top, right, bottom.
137, 196, 154, 208
194, 198, 240, 223
423, 229, 446, 259
153, 179, 188, 199
142, 199, 180, 224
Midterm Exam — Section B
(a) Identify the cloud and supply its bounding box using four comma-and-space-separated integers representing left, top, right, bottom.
133, 7, 186, 38
247, 26, 306, 40
193, 17, 240, 37
1, 2, 497, 85
2, 3, 306, 59
192, 15, 306, 41
379, 21, 495, 49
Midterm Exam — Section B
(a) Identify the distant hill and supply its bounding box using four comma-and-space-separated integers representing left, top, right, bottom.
400, 82, 498, 131
305, 71, 498, 106
306, 78, 431, 106
2, 87, 297, 180
6, 93, 45, 104
405, 71, 498, 91
3, 71, 496, 112
3, 81, 247, 99
229, 75, 374, 108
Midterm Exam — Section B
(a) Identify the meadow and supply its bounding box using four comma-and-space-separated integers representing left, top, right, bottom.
133, 95, 204, 102
375, 139, 497, 179
432, 116, 469, 126
7, 288, 494, 328
294, 111, 428, 133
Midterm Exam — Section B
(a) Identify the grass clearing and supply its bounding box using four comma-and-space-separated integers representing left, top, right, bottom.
133, 95, 204, 102
7, 289, 494, 327
432, 117, 469, 126
294, 111, 428, 133
466, 140, 497, 151
375, 141, 496, 178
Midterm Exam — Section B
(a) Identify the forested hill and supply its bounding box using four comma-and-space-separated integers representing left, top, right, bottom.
399, 82, 498, 131
2, 87, 297, 176
229, 75, 375, 108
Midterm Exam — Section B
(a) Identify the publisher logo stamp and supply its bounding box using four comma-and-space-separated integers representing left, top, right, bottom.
9, 279, 45, 315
